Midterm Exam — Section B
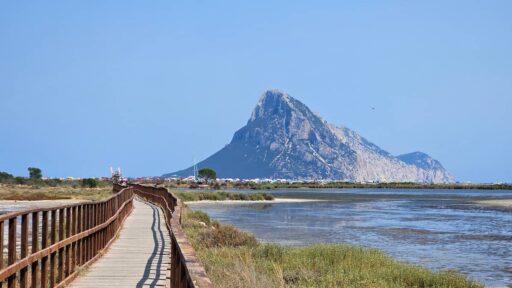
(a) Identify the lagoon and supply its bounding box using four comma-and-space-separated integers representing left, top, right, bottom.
188, 188, 512, 287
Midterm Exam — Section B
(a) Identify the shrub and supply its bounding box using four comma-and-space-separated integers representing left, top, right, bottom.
82, 178, 98, 188
198, 225, 257, 248
187, 210, 211, 225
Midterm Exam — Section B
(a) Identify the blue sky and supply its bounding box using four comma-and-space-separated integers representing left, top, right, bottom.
1, 1, 511, 182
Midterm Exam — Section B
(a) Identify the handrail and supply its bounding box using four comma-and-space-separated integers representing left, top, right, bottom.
128, 184, 213, 288
0, 184, 213, 288
0, 187, 134, 288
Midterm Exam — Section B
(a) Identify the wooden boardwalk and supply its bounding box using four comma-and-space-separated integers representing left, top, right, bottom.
69, 199, 171, 288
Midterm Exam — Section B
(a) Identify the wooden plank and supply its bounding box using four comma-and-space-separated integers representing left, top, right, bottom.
68, 200, 170, 288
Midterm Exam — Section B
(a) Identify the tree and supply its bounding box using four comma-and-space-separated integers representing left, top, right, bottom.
28, 167, 42, 180
0, 172, 14, 183
198, 168, 217, 184
82, 178, 98, 188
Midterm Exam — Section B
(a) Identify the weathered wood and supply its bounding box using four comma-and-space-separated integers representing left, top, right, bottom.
0, 187, 134, 288
69, 200, 170, 288
20, 214, 28, 288
70, 206, 76, 273
8, 218, 16, 288
0, 184, 214, 288
31, 212, 39, 288
50, 210, 56, 287
65, 207, 71, 277
58, 209, 64, 283
0, 221, 4, 288
41, 211, 48, 288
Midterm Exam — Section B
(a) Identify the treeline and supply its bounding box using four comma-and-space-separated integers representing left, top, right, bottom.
0, 168, 110, 188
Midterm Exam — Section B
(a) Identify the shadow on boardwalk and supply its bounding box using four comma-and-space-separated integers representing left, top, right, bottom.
69, 199, 170, 288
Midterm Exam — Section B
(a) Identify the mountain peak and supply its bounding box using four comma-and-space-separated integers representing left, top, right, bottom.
259, 89, 289, 102
165, 90, 454, 183
250, 89, 294, 121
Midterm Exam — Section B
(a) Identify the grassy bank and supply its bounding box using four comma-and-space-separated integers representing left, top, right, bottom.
174, 191, 274, 202
182, 209, 482, 288
0, 185, 113, 201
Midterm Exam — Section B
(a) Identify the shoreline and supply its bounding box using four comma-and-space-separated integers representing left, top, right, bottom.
185, 197, 323, 204
473, 199, 512, 208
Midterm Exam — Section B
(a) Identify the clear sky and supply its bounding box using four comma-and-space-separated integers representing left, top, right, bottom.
1, 1, 511, 182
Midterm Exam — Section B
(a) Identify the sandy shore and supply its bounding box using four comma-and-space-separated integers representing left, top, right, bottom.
185, 198, 323, 204
474, 199, 512, 208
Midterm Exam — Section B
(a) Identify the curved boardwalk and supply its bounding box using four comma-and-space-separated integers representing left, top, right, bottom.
69, 199, 171, 288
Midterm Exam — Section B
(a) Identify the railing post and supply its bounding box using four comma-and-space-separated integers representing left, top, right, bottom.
20, 214, 28, 288
8, 217, 16, 288
70, 206, 76, 273
50, 210, 56, 287
41, 211, 48, 288
31, 211, 39, 288
0, 220, 3, 288
57, 209, 64, 283
65, 207, 71, 277
77, 205, 82, 267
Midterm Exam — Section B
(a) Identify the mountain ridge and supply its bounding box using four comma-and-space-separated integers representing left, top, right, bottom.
165, 90, 454, 183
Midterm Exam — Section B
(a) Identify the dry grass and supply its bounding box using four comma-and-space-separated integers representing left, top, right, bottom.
182, 208, 483, 288
0, 184, 113, 201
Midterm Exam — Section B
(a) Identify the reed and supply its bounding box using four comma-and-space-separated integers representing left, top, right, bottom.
182, 208, 482, 288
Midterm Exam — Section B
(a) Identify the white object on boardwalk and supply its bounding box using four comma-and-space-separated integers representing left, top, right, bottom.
70, 199, 171, 288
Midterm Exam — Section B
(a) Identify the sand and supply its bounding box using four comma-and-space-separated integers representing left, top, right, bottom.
474, 199, 512, 208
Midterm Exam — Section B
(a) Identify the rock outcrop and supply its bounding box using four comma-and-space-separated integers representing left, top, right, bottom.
165, 90, 454, 183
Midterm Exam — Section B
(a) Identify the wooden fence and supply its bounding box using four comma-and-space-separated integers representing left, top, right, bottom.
0, 187, 134, 288
0, 184, 212, 288
127, 184, 213, 288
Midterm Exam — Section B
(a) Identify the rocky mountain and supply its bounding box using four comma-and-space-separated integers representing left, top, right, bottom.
165, 90, 454, 183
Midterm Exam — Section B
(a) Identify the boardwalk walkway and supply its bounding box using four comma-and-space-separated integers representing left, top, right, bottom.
69, 198, 171, 288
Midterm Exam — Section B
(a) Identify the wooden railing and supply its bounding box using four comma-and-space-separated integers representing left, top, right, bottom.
127, 184, 213, 288
0, 187, 134, 288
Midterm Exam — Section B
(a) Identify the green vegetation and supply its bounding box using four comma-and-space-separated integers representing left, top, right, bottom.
183, 209, 482, 288
82, 178, 99, 188
28, 167, 42, 179
0, 168, 110, 189
174, 191, 274, 202
198, 167, 217, 183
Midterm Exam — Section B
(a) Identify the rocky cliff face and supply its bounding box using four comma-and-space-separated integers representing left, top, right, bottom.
166, 90, 454, 183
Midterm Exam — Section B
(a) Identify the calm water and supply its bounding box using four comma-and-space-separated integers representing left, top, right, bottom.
188, 189, 512, 287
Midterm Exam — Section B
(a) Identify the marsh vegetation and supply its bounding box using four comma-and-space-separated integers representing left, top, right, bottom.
182, 208, 482, 288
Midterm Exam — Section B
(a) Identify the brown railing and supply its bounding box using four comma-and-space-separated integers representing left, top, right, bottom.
0, 187, 134, 288
128, 184, 213, 288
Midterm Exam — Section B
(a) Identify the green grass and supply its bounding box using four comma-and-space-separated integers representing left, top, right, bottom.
174, 191, 274, 202
182, 208, 483, 288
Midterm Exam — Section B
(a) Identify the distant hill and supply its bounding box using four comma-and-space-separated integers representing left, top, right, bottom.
165, 90, 454, 183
